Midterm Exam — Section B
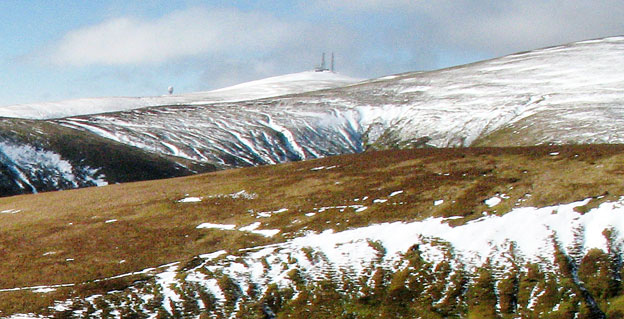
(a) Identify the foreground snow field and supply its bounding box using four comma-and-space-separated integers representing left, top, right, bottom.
12, 196, 624, 318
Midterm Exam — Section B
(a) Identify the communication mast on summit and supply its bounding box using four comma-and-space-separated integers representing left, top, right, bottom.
315, 52, 335, 72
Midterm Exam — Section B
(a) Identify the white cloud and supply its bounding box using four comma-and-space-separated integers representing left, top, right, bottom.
316, 0, 624, 58
45, 7, 300, 66
427, 0, 624, 55
316, 0, 416, 11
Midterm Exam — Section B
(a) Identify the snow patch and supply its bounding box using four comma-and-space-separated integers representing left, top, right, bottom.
0, 209, 21, 214
389, 190, 404, 197
256, 208, 288, 218
178, 197, 202, 203
33, 287, 56, 294
199, 250, 228, 260
196, 223, 236, 230
208, 190, 258, 200
310, 165, 337, 171
238, 222, 281, 237
485, 196, 502, 207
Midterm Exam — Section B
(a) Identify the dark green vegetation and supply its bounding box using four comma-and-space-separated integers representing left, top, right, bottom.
2, 145, 624, 317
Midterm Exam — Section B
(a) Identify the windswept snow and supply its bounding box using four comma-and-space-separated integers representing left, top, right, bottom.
352, 36, 624, 147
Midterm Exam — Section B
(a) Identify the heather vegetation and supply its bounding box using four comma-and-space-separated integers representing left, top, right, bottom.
2, 145, 624, 317
45, 229, 624, 318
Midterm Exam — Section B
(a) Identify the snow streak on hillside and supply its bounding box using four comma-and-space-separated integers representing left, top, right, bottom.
0, 71, 360, 120
154, 197, 624, 291
56, 36, 624, 167
35, 196, 624, 318
59, 101, 364, 167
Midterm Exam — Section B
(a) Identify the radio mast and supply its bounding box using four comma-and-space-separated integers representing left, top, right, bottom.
315, 52, 334, 72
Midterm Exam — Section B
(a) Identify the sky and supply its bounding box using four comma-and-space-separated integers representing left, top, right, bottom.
0, 0, 623, 106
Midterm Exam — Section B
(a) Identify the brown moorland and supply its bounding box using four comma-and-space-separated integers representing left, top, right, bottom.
1, 145, 624, 315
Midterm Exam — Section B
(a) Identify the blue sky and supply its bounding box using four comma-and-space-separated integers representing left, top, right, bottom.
0, 0, 623, 106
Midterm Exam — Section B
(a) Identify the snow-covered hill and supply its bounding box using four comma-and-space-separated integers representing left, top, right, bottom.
55, 36, 624, 168
0, 71, 358, 195
0, 36, 622, 194
0, 71, 360, 119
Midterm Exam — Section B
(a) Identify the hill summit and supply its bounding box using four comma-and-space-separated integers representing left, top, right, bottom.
56, 36, 624, 169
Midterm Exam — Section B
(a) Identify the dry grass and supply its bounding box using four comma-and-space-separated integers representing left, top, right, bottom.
2, 145, 624, 314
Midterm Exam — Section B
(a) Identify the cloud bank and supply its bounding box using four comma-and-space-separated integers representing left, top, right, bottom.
320, 0, 624, 57
46, 7, 300, 66
34, 1, 624, 98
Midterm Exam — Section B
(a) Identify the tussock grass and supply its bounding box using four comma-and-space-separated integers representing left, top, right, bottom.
1, 145, 624, 314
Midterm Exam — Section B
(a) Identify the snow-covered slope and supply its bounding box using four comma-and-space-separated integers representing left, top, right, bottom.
0, 71, 357, 195
33, 196, 624, 318
130, 197, 624, 309
360, 36, 624, 147
0, 141, 106, 193
0, 71, 360, 119
55, 36, 624, 168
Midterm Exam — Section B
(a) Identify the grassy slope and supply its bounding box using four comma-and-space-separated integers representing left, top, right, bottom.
470, 114, 588, 147
1, 145, 624, 314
